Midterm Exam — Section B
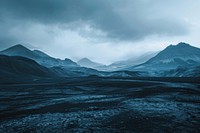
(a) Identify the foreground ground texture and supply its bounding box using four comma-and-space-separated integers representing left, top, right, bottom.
0, 77, 200, 132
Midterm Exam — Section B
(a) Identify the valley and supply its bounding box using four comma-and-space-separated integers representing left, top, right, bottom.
0, 77, 199, 132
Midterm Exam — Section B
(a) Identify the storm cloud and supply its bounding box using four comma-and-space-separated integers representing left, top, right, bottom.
0, 0, 190, 41
0, 0, 199, 63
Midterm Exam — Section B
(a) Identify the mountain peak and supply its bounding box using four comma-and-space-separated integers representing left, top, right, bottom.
176, 42, 190, 47
77, 57, 103, 68
146, 42, 200, 65
14, 44, 25, 47
79, 57, 90, 62
0, 44, 38, 59
4, 44, 30, 52
167, 42, 191, 49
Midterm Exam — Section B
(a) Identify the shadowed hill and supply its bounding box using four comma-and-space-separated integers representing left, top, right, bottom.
0, 55, 56, 78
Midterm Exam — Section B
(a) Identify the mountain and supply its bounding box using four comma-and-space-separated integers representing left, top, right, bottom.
0, 54, 104, 78
0, 55, 56, 78
0, 44, 107, 77
1, 42, 199, 78
77, 58, 104, 69
0, 44, 78, 68
147, 42, 200, 66
33, 50, 50, 57
108, 51, 159, 71
127, 42, 200, 76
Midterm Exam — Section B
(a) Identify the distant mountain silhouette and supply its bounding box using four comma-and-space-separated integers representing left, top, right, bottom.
0, 55, 56, 78
107, 51, 159, 71
0, 44, 78, 68
77, 58, 103, 68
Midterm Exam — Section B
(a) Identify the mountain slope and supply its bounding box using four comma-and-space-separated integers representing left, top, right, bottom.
77, 58, 103, 68
0, 55, 56, 78
160, 66, 200, 77
108, 51, 158, 70
126, 42, 200, 77
0, 44, 78, 68
129, 42, 200, 71
147, 42, 200, 64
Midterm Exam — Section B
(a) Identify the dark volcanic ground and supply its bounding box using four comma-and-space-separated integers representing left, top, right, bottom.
0, 77, 200, 132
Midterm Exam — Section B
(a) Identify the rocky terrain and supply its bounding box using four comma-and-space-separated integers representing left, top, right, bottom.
0, 77, 199, 132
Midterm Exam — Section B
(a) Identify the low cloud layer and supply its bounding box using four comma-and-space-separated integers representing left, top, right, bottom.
0, 0, 200, 63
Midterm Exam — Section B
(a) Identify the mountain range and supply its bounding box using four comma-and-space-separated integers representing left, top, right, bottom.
0, 44, 78, 68
0, 42, 200, 78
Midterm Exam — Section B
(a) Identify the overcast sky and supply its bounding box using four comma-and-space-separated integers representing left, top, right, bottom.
0, 0, 200, 64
